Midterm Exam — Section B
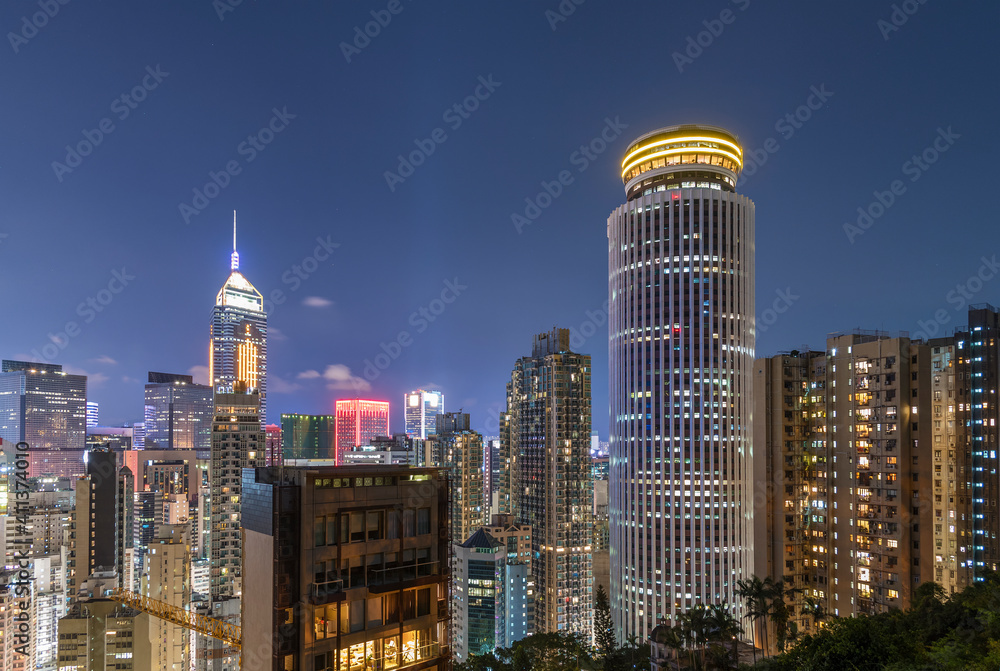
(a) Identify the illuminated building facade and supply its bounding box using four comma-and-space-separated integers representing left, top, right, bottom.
334, 399, 390, 465
453, 519, 533, 662
0, 360, 88, 479
86, 401, 99, 428
209, 386, 264, 600
144, 372, 213, 451
427, 412, 485, 546
145, 524, 191, 670
241, 465, 451, 671
404, 389, 444, 439
504, 329, 593, 639
929, 339, 963, 594
956, 305, 1000, 582
280, 413, 335, 460
264, 423, 282, 466
608, 125, 754, 639
210, 217, 267, 425
57, 595, 154, 670
754, 333, 936, 643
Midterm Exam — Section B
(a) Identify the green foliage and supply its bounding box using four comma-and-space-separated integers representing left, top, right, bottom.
755, 572, 1000, 671
455, 631, 650, 671
594, 585, 617, 658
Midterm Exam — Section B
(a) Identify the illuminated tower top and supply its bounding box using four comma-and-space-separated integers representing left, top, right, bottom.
620, 124, 743, 201
215, 211, 263, 313
231, 210, 240, 270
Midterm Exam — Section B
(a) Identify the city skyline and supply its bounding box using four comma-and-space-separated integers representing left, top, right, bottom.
2, 3, 994, 439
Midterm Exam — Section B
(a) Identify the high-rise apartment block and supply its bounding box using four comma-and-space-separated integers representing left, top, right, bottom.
404, 389, 444, 439
334, 400, 390, 465
0, 360, 88, 479
57, 598, 152, 670
504, 328, 593, 639
209, 386, 264, 600
143, 524, 191, 670
144, 372, 213, 451
608, 126, 754, 639
241, 465, 451, 670
69, 449, 133, 598
427, 412, 485, 546
754, 332, 938, 638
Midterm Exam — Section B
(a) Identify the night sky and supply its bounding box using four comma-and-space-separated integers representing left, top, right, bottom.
2, 1, 997, 436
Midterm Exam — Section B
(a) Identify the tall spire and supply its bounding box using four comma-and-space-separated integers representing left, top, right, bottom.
231, 210, 240, 270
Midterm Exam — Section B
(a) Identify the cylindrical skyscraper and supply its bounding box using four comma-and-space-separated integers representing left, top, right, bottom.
607, 125, 754, 639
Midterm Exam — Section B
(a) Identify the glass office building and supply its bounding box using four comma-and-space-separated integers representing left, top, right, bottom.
0, 360, 87, 479
143, 371, 213, 451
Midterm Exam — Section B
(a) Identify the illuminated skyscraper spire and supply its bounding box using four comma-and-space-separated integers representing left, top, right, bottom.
211, 213, 266, 423
231, 210, 240, 270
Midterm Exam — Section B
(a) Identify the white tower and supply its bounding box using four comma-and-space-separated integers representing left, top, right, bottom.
607, 125, 754, 639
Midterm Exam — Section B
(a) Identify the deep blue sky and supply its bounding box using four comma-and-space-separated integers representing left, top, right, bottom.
2, 1, 997, 435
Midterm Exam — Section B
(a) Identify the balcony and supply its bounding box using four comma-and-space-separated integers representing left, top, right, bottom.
351, 641, 443, 671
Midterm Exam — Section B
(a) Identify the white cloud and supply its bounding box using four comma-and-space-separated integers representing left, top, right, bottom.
322, 364, 371, 392
92, 355, 117, 365
270, 327, 289, 342
297, 369, 321, 379
270, 377, 302, 394
302, 296, 333, 308
188, 365, 210, 385
64, 365, 109, 385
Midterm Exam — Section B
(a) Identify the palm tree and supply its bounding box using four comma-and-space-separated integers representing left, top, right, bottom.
736, 576, 769, 661
680, 604, 713, 668
767, 579, 799, 653
706, 603, 742, 667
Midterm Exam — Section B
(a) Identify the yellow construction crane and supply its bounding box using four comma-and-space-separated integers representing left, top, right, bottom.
109, 588, 242, 650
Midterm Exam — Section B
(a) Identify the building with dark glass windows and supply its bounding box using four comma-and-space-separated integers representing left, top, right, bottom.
280, 413, 335, 460
956, 304, 1000, 581
143, 372, 213, 451
0, 360, 87, 479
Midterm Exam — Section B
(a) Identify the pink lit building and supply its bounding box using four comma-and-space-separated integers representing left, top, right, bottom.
334, 399, 390, 465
